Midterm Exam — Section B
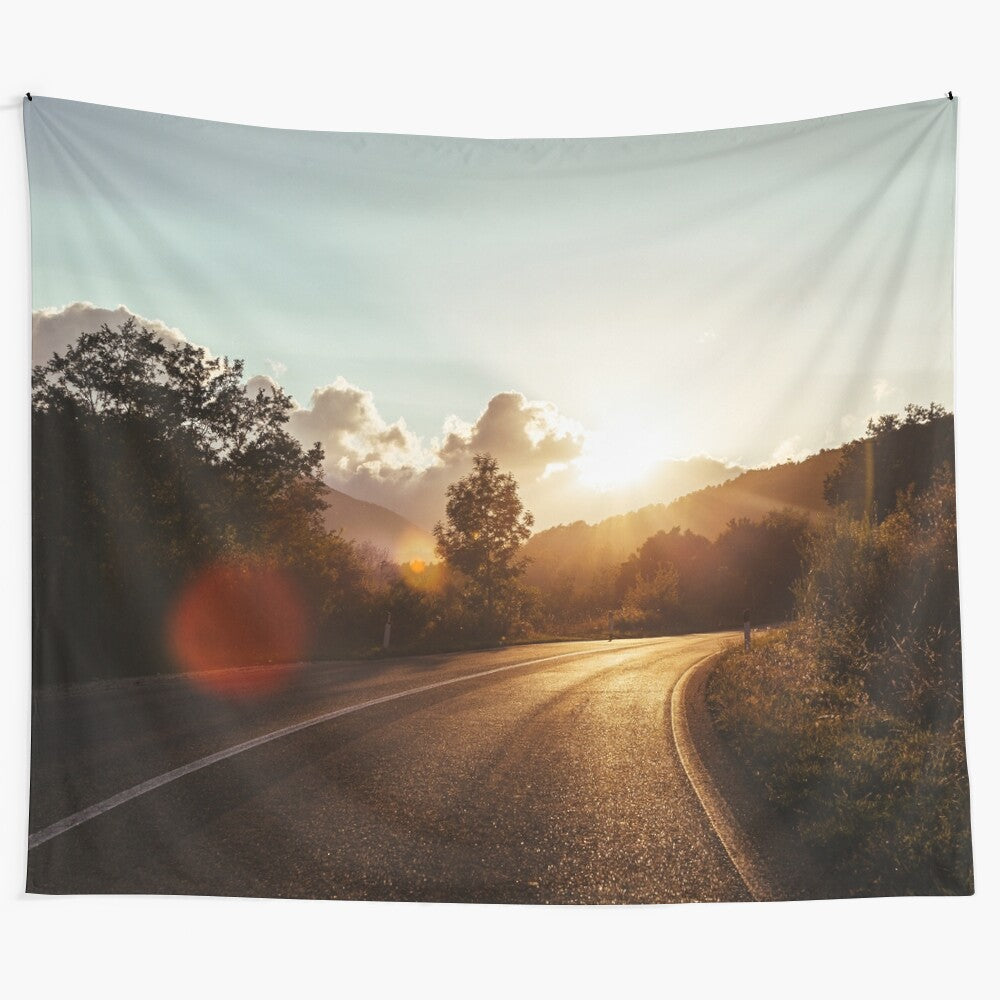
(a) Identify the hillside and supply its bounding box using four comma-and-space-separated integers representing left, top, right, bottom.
523, 446, 843, 588
320, 486, 437, 565
549, 455, 743, 527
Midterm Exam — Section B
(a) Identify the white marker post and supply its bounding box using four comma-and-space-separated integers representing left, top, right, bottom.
383, 611, 392, 650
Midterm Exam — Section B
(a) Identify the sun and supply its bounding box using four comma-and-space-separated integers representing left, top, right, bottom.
576, 428, 661, 492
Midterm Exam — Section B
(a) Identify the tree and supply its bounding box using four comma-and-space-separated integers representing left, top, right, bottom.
611, 514, 807, 633
714, 510, 809, 625
31, 317, 328, 545
433, 453, 534, 639
31, 318, 368, 684
823, 404, 953, 522
623, 565, 680, 628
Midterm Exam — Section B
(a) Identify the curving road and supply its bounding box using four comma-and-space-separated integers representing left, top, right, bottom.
27, 633, 750, 903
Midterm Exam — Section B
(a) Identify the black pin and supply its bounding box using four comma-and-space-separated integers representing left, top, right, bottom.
948, 91, 954, 100
26, 92, 32, 101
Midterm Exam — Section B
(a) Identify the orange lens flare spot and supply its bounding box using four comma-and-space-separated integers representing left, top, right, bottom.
408, 559, 426, 574
168, 562, 308, 698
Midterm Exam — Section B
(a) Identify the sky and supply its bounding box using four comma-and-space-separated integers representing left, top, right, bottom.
26, 96, 956, 530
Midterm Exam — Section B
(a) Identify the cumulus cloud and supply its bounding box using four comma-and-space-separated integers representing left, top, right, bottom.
32, 302, 193, 368
436, 392, 584, 474
33, 302, 743, 532
245, 374, 277, 396
289, 376, 432, 478
285, 383, 587, 527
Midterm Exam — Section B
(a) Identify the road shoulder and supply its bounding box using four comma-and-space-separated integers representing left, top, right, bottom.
671, 653, 827, 902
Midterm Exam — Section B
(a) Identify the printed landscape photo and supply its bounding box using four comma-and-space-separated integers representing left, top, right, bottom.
26, 95, 971, 902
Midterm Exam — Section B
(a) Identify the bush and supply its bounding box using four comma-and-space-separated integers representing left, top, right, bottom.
796, 473, 962, 727
707, 471, 972, 896
709, 630, 972, 895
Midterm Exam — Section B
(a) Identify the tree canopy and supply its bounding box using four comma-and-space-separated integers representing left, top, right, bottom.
613, 512, 809, 632
433, 453, 534, 639
823, 403, 953, 522
31, 319, 368, 685
32, 317, 326, 519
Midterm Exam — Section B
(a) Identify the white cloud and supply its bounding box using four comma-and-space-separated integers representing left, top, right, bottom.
287, 384, 588, 527
32, 302, 194, 368
31, 303, 745, 531
245, 374, 282, 398
770, 436, 810, 464
289, 384, 585, 487
437, 392, 584, 474
289, 376, 433, 479
873, 378, 895, 402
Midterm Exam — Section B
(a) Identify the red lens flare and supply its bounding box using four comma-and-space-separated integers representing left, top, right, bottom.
168, 562, 309, 698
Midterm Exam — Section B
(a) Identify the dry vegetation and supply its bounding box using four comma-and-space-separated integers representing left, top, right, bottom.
707, 473, 972, 896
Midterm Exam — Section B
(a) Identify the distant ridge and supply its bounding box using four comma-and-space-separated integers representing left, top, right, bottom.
523, 447, 843, 588
320, 486, 436, 565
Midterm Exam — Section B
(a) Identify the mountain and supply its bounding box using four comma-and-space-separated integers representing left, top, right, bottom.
320, 486, 436, 565
649, 446, 845, 538
523, 447, 844, 588
548, 456, 743, 527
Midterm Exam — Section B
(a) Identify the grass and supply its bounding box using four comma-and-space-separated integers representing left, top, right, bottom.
707, 627, 973, 896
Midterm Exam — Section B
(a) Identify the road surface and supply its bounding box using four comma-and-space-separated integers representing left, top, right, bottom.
27, 633, 750, 903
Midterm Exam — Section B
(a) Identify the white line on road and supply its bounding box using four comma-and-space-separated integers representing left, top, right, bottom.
29, 640, 663, 850
671, 653, 766, 901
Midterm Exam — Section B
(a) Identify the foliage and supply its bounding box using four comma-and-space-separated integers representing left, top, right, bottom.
31, 318, 328, 550
31, 320, 368, 683
433, 453, 534, 641
623, 564, 680, 625
707, 422, 971, 896
607, 511, 809, 635
709, 628, 971, 896
823, 403, 953, 521
797, 473, 962, 723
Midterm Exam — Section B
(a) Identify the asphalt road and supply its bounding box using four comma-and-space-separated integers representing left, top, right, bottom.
27, 633, 750, 903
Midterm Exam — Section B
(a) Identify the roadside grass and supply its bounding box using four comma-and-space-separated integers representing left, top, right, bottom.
707, 627, 973, 896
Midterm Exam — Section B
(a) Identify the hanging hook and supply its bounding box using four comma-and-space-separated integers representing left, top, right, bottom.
947, 91, 954, 100
26, 92, 32, 101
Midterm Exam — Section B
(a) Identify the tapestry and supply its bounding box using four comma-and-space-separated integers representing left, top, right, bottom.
25, 95, 972, 902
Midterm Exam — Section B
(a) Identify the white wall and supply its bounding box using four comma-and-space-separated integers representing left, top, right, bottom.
2, 3, 996, 997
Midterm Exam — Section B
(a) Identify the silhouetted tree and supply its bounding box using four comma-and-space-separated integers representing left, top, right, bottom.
434, 453, 534, 640
714, 510, 809, 625
824, 404, 953, 522
31, 318, 367, 684
611, 513, 808, 633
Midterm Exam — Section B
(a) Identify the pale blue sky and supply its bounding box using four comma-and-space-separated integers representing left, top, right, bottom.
25, 95, 956, 523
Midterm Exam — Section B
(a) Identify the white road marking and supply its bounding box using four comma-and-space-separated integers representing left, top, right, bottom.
29, 640, 664, 850
671, 652, 766, 901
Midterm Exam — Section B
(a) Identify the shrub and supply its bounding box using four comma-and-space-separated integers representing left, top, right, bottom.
707, 470, 971, 896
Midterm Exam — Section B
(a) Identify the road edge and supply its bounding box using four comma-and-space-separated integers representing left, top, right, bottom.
670, 653, 777, 902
